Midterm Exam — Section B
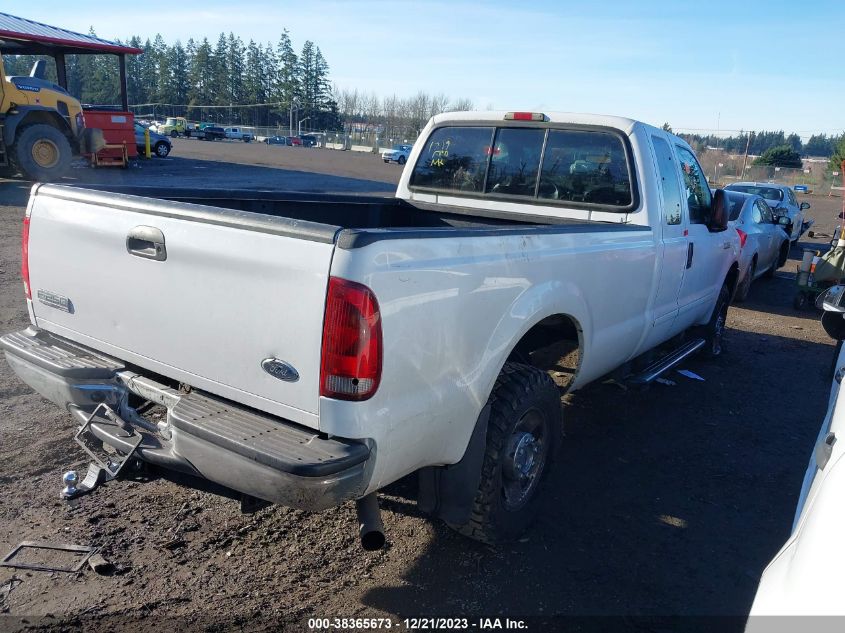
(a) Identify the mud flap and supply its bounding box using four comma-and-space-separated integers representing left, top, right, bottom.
418, 404, 490, 526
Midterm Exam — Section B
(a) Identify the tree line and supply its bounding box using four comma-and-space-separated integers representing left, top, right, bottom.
2, 29, 473, 134
671, 126, 843, 159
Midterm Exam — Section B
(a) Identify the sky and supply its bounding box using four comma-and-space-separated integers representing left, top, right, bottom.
5, 0, 842, 138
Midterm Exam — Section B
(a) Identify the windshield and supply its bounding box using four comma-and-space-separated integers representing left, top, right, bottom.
726, 192, 747, 221
165, 117, 178, 126
726, 184, 783, 202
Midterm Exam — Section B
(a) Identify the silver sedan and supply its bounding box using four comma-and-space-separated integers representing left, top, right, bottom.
727, 191, 791, 301
725, 182, 811, 243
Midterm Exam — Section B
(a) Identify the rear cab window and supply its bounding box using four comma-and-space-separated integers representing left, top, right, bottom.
409, 124, 636, 211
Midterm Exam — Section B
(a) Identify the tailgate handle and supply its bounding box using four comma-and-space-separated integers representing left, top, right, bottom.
126, 226, 166, 261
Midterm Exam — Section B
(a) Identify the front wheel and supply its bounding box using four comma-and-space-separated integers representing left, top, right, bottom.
154, 142, 170, 158
448, 363, 560, 544
11, 124, 73, 182
700, 283, 730, 358
170, 130, 178, 138
397, 155, 406, 165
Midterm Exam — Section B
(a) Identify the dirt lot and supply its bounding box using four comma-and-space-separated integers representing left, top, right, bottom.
0, 147, 842, 631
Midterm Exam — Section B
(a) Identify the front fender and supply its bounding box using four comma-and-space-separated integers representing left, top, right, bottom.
2, 106, 73, 146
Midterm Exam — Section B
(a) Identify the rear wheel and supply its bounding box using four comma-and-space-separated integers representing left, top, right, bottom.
735, 259, 755, 302
448, 363, 560, 544
11, 124, 72, 182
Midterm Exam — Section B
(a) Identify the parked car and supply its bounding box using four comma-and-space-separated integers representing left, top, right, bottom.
300, 134, 318, 147
746, 286, 845, 621
153, 116, 198, 138
382, 143, 413, 165
224, 127, 253, 142
265, 135, 288, 145
133, 122, 172, 158
726, 191, 790, 301
198, 126, 225, 141
1, 111, 739, 550
724, 182, 811, 243
288, 136, 302, 146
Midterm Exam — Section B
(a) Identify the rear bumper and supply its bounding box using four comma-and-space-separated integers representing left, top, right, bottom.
1, 327, 373, 511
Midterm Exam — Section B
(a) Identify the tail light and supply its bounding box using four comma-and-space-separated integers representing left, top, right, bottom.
320, 277, 382, 401
21, 216, 31, 299
736, 228, 747, 249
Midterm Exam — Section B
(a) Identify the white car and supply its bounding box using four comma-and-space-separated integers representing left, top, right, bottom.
747, 287, 845, 621
382, 143, 412, 164
725, 182, 811, 243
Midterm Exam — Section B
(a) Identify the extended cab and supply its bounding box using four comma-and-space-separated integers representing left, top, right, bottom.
2, 111, 739, 548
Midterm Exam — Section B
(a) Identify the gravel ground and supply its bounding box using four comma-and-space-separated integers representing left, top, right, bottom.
0, 149, 842, 631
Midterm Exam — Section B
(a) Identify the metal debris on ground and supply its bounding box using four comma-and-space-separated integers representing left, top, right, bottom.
87, 553, 114, 575
677, 369, 705, 381
0, 541, 98, 573
0, 576, 22, 613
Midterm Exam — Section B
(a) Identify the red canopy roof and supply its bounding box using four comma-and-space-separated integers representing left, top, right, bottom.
0, 12, 143, 55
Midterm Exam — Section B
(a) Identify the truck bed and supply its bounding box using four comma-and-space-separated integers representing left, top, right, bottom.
68, 185, 641, 249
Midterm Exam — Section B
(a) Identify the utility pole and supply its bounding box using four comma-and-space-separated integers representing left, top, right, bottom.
740, 132, 754, 179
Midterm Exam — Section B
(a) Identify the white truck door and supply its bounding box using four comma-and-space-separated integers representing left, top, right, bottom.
674, 144, 730, 328
649, 134, 687, 335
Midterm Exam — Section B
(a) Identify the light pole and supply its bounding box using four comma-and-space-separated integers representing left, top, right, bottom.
289, 100, 299, 138
298, 117, 311, 137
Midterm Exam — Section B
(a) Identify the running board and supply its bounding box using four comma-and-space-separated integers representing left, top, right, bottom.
628, 338, 706, 385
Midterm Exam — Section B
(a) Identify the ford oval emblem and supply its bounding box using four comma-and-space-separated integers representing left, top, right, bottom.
261, 358, 299, 382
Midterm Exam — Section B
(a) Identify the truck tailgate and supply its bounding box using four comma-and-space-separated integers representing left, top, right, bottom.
25, 185, 337, 429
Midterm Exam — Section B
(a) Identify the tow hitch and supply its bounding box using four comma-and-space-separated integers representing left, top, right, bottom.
61, 403, 142, 500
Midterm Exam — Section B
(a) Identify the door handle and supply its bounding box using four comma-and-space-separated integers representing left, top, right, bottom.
686, 242, 694, 269
816, 431, 837, 470
126, 226, 167, 261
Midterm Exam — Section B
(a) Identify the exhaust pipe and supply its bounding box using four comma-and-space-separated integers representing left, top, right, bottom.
355, 493, 385, 551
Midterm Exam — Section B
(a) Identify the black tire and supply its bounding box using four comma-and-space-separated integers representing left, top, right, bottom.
700, 283, 730, 358
11, 124, 72, 182
154, 142, 170, 158
778, 241, 789, 267
735, 259, 755, 302
398, 155, 406, 165
448, 363, 561, 544
793, 293, 808, 310
170, 130, 178, 138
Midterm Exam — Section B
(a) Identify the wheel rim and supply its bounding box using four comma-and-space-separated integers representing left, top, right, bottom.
32, 139, 60, 168
156, 144, 168, 157
502, 408, 548, 510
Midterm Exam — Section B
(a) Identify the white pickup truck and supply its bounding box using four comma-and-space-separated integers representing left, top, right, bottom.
2, 111, 739, 549
223, 127, 253, 142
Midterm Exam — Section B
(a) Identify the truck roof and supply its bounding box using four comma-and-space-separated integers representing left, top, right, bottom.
428, 110, 641, 135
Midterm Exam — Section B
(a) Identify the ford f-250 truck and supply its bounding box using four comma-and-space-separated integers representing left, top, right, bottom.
2, 111, 739, 549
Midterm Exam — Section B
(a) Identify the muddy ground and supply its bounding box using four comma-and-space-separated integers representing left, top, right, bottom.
0, 147, 842, 631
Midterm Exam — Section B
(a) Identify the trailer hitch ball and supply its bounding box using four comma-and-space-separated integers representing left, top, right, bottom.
61, 471, 79, 499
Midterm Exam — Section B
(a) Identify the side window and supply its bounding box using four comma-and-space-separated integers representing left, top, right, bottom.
751, 202, 763, 224
409, 126, 495, 192
786, 188, 797, 206
485, 128, 546, 196
651, 136, 682, 225
674, 145, 712, 224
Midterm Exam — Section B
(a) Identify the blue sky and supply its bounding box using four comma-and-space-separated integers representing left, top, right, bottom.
6, 0, 842, 138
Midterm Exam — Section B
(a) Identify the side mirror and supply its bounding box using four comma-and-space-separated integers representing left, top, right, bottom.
800, 202, 811, 211
708, 189, 728, 232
